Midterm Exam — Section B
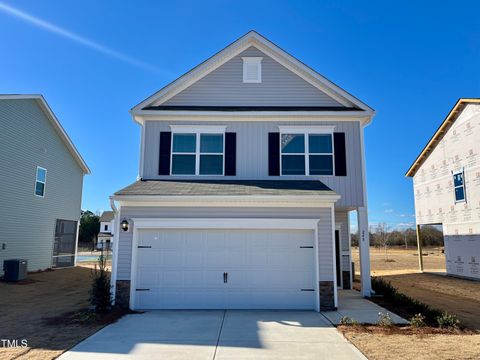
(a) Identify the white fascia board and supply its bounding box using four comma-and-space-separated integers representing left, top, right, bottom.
130, 31, 375, 114
133, 111, 372, 122
131, 217, 320, 230
278, 125, 336, 134
169, 125, 227, 133
112, 194, 340, 208
1, 95, 91, 174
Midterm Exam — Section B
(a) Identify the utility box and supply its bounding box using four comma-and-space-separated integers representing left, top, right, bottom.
3, 259, 28, 282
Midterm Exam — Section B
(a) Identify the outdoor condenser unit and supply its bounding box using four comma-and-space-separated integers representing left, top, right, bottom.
3, 259, 27, 282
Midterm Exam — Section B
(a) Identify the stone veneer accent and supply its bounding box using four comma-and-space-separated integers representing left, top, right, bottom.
342, 271, 351, 290
319, 281, 335, 310
115, 280, 131, 308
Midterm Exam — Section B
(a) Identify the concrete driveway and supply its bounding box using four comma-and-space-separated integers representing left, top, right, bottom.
58, 310, 366, 360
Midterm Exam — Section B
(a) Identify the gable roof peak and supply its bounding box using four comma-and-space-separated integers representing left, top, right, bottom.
131, 31, 374, 117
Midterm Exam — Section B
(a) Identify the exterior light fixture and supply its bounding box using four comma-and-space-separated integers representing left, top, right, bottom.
121, 219, 129, 232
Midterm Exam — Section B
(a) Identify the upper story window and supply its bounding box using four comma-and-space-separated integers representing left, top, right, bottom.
279, 127, 335, 176
35, 166, 47, 197
104, 224, 108, 231
170, 126, 225, 175
242, 57, 262, 83
453, 170, 466, 202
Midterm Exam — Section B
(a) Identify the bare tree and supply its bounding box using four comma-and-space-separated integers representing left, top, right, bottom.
374, 223, 391, 262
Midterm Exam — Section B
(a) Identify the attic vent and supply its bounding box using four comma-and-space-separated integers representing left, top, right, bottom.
242, 57, 262, 83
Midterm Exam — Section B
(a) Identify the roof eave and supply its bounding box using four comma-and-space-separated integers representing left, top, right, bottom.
406, 98, 480, 177
110, 194, 340, 207
130, 31, 374, 114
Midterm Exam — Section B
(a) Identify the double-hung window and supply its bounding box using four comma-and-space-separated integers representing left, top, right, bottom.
453, 170, 466, 202
280, 127, 335, 176
170, 126, 225, 175
35, 166, 47, 197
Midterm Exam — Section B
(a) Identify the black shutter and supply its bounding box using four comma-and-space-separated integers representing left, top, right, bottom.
158, 132, 172, 175
334, 132, 347, 176
268, 132, 280, 176
224, 132, 236, 176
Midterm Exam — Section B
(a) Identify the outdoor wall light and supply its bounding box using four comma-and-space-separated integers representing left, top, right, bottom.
121, 219, 129, 232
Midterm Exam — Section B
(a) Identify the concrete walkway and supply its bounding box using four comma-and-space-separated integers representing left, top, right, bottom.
58, 310, 366, 360
322, 290, 408, 325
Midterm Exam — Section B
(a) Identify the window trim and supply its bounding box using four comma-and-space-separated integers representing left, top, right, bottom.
453, 169, 466, 203
34, 166, 47, 198
278, 126, 336, 176
242, 57, 263, 83
169, 127, 226, 176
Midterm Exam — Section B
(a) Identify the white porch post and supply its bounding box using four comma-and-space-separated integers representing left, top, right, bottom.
357, 206, 372, 297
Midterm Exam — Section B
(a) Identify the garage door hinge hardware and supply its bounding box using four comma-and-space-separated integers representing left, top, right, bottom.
136, 288, 150, 291
299, 246, 313, 248
300, 289, 315, 291
138, 245, 152, 248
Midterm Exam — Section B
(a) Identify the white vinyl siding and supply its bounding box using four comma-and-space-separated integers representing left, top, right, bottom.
0, 99, 84, 273
143, 120, 364, 208
163, 47, 344, 107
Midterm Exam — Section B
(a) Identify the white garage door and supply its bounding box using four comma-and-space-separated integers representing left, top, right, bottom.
134, 228, 316, 309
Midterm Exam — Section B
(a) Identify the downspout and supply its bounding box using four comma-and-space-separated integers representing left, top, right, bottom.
109, 197, 120, 304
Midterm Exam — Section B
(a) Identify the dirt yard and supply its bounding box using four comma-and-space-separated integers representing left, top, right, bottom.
347, 247, 480, 359
341, 326, 480, 360
0, 266, 121, 360
352, 246, 446, 276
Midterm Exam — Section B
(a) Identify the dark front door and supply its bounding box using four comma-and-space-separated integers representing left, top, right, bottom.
52, 219, 77, 267
335, 230, 341, 287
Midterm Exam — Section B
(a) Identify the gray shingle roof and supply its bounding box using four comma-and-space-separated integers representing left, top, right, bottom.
114, 180, 335, 197
100, 211, 114, 222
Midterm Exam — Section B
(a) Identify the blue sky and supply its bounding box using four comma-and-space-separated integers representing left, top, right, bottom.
1, 1, 479, 229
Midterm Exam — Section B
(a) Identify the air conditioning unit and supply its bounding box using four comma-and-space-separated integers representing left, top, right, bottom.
3, 259, 28, 282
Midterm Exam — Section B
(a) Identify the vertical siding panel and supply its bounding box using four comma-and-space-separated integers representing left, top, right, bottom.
141, 120, 365, 208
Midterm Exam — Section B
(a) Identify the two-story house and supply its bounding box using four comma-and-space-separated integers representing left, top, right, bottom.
97, 211, 115, 250
110, 31, 374, 311
0, 95, 90, 273
407, 98, 480, 280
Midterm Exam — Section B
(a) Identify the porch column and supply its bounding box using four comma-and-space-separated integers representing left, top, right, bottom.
416, 224, 424, 272
357, 207, 372, 297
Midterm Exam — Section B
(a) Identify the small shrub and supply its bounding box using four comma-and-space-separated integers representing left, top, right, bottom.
436, 312, 460, 329
377, 312, 393, 327
371, 277, 442, 326
340, 316, 360, 326
90, 252, 112, 313
410, 313, 427, 328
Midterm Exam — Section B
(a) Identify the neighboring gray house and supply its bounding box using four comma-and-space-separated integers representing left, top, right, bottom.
97, 211, 115, 250
407, 98, 480, 280
110, 31, 374, 311
0, 95, 90, 273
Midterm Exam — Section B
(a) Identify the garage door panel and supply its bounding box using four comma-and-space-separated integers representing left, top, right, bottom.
162, 231, 184, 249
137, 249, 159, 265
135, 228, 316, 310
184, 250, 204, 266
159, 250, 184, 267
205, 250, 226, 266
136, 269, 158, 288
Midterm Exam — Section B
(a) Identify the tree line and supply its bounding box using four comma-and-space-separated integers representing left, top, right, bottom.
351, 224, 444, 248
